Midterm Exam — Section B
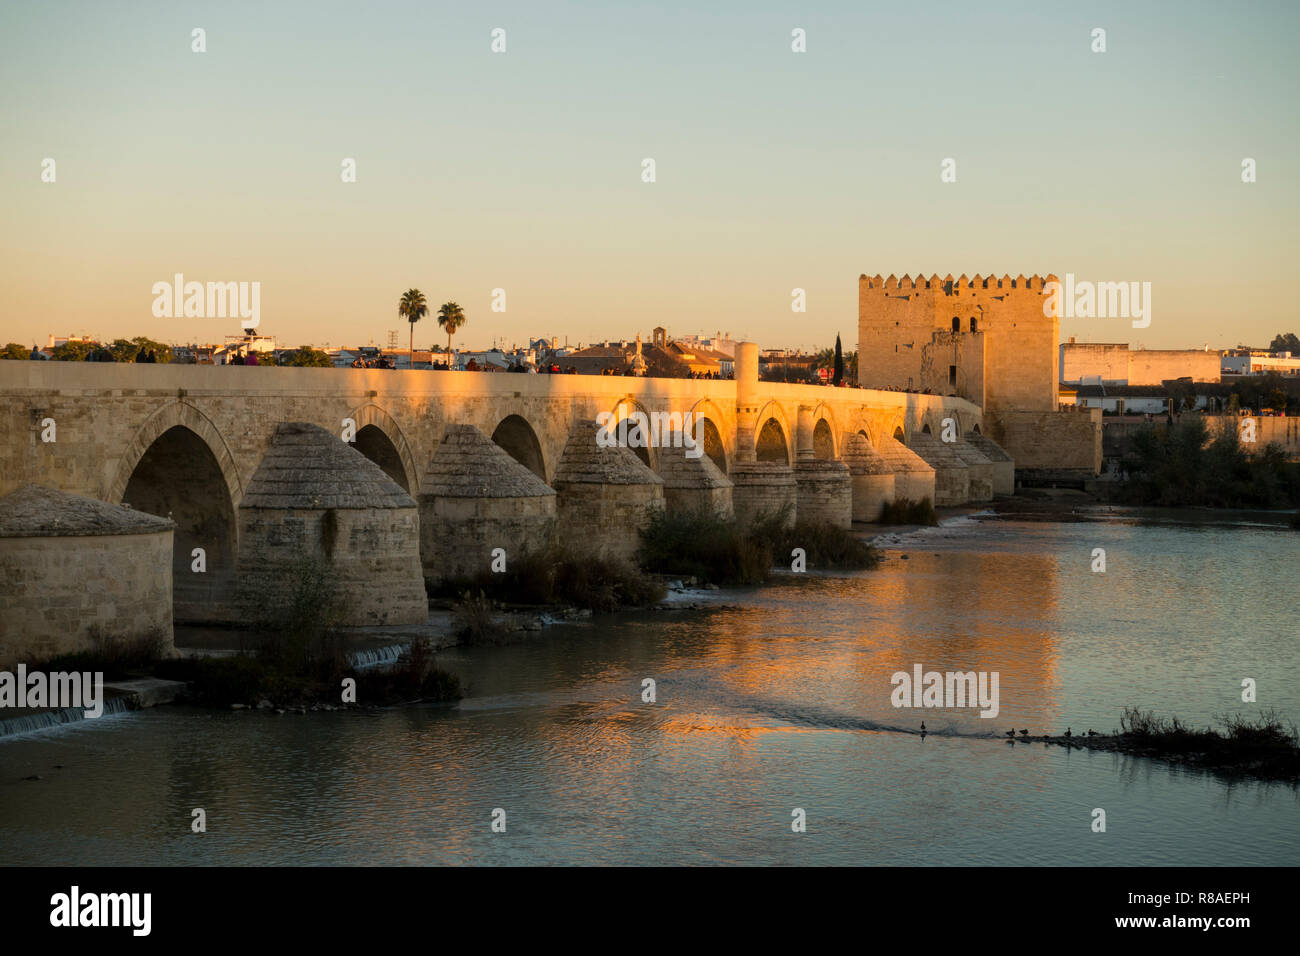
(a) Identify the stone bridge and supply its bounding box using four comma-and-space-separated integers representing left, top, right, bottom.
1, 343, 1010, 629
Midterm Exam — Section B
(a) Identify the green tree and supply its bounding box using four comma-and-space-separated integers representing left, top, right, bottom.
0, 343, 31, 360
106, 337, 172, 362
51, 340, 99, 361
1166, 379, 1198, 414
281, 346, 332, 367
833, 334, 844, 386
1268, 332, 1300, 354
399, 289, 428, 358
437, 301, 466, 353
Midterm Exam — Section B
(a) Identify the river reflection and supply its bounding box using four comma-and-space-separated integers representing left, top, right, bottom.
1, 517, 1297, 865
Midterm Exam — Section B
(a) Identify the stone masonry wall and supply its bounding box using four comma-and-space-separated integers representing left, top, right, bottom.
991, 408, 1103, 473
237, 507, 426, 626
0, 531, 174, 666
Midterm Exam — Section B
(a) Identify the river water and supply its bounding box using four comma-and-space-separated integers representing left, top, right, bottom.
2, 513, 1297, 865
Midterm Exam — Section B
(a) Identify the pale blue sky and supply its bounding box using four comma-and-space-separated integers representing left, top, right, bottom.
2, 0, 1296, 351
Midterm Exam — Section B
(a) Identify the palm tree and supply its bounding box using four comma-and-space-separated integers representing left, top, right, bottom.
437, 301, 466, 354
399, 289, 428, 362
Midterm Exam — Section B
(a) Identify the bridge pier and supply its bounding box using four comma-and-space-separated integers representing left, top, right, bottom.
552, 420, 664, 564
418, 424, 557, 587
843, 434, 895, 522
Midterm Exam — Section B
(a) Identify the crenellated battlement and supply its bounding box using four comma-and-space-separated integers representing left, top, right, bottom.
858, 269, 1062, 420
860, 272, 1057, 293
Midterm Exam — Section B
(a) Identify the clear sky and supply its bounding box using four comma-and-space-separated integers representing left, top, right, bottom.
2, 0, 1297, 352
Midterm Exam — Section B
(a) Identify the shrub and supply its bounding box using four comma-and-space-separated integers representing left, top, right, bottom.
1116, 419, 1300, 508
453, 590, 502, 644
37, 626, 169, 679
245, 553, 345, 673
1118, 706, 1300, 770
434, 545, 665, 611
638, 505, 878, 582
354, 639, 462, 702
638, 508, 771, 585
779, 519, 881, 570
876, 497, 939, 526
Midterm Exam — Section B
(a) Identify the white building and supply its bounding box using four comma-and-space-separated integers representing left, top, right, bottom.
1221, 353, 1300, 376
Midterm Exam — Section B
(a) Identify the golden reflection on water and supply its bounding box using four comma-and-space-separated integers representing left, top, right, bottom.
5, 518, 1299, 865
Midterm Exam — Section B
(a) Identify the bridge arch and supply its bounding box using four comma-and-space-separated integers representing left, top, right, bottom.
109, 401, 242, 506
491, 413, 547, 481
605, 395, 657, 470
810, 402, 840, 460
687, 398, 732, 474
111, 403, 241, 623
346, 403, 419, 495
754, 401, 793, 465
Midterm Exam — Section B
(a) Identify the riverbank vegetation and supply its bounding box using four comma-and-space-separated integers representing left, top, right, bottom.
1048, 707, 1300, 781
637, 506, 880, 585
876, 497, 939, 526
38, 626, 171, 680
154, 637, 461, 710
431, 545, 667, 613
1116, 707, 1300, 780
1112, 418, 1300, 509
35, 556, 462, 711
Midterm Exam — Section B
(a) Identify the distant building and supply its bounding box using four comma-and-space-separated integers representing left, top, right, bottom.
1221, 349, 1300, 377
759, 349, 819, 382
857, 272, 1100, 475
567, 343, 632, 375
674, 331, 737, 359
1060, 339, 1220, 386
46, 334, 93, 349
564, 329, 730, 377
222, 333, 276, 362
173, 345, 218, 364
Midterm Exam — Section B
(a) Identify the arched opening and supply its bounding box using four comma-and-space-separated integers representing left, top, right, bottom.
972, 423, 981, 435
354, 424, 410, 493
951, 316, 960, 333
756, 417, 789, 463
122, 425, 235, 623
700, 417, 728, 473
970, 317, 979, 333
813, 419, 834, 459
893, 426, 905, 441
921, 424, 932, 435
609, 406, 655, 469
491, 414, 546, 480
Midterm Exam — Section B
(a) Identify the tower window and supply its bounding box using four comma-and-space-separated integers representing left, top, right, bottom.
970, 317, 978, 333
951, 317, 960, 332
949, 365, 957, 386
